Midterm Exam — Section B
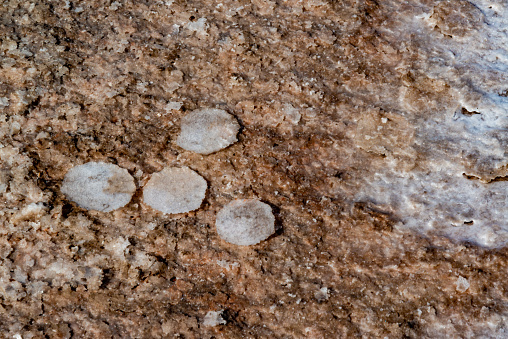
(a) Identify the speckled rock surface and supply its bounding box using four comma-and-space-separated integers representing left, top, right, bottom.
1, 0, 507, 338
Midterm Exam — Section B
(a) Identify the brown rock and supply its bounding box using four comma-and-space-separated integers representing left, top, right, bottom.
0, 0, 507, 338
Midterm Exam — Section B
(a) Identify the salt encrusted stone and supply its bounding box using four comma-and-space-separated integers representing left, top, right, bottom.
216, 199, 275, 245
456, 276, 470, 293
203, 311, 226, 327
176, 108, 240, 154
61, 162, 136, 212
143, 166, 207, 214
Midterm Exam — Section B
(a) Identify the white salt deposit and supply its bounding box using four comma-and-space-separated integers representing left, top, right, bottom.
354, 0, 508, 248
315, 287, 329, 301
61, 162, 135, 212
142, 166, 207, 214
176, 108, 240, 154
216, 199, 275, 245
456, 276, 470, 293
203, 310, 226, 327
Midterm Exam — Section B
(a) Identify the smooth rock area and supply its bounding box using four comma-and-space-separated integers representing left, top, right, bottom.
176, 108, 240, 154
216, 199, 275, 245
143, 166, 207, 214
61, 162, 135, 212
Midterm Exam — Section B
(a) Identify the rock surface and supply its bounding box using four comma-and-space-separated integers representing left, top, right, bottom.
0, 0, 507, 338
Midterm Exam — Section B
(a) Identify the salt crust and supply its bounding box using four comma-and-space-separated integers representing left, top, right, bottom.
356, 0, 508, 248
216, 199, 275, 246
456, 276, 470, 293
61, 162, 135, 212
176, 108, 240, 154
143, 166, 207, 214
203, 311, 226, 327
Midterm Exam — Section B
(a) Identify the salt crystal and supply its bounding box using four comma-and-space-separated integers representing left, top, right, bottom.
164, 101, 183, 112
61, 162, 135, 212
315, 287, 329, 301
282, 103, 301, 124
186, 18, 209, 36
216, 199, 275, 245
456, 276, 470, 293
143, 166, 207, 214
203, 310, 226, 327
0, 97, 9, 107
176, 108, 240, 154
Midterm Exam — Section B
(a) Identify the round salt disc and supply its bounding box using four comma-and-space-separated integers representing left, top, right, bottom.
176, 108, 240, 154
215, 199, 275, 245
61, 162, 136, 212
143, 166, 207, 214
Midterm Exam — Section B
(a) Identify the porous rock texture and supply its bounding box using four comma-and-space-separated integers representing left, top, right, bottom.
1, 0, 508, 338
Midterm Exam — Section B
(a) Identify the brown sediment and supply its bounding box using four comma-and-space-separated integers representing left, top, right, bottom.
0, 0, 507, 338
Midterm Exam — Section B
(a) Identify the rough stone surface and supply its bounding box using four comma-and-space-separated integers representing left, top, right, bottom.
0, 0, 508, 338
216, 199, 275, 245
61, 162, 135, 212
176, 108, 240, 154
143, 166, 207, 214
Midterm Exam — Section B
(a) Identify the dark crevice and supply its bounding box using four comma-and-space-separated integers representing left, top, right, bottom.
100, 269, 114, 289
61, 203, 74, 218
461, 107, 481, 116
462, 173, 508, 183
462, 173, 478, 180
489, 176, 508, 183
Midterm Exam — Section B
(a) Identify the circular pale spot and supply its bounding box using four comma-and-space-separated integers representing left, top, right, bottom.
216, 199, 275, 245
61, 162, 136, 212
143, 166, 207, 214
176, 108, 240, 154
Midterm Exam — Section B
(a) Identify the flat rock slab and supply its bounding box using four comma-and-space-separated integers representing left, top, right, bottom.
1, 0, 508, 338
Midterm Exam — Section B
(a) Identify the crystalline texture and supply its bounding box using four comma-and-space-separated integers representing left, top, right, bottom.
143, 166, 207, 214
61, 162, 135, 212
203, 311, 226, 327
216, 199, 275, 245
176, 108, 240, 154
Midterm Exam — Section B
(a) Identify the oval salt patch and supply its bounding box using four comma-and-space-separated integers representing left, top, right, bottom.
143, 166, 207, 214
216, 199, 275, 245
176, 108, 240, 154
61, 162, 136, 212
